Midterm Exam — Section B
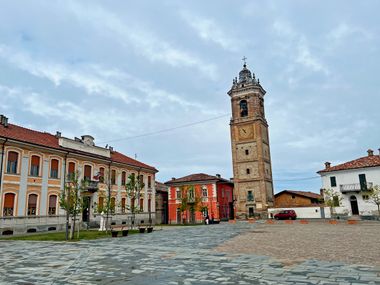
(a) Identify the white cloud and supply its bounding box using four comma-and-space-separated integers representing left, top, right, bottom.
66, 2, 218, 80
327, 23, 373, 43
180, 11, 241, 52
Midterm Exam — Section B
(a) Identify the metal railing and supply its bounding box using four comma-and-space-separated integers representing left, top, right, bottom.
340, 182, 373, 193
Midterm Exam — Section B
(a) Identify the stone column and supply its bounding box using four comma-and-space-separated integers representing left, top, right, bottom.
40, 158, 49, 215
17, 156, 29, 216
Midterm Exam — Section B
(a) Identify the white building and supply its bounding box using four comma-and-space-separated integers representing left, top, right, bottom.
318, 149, 380, 217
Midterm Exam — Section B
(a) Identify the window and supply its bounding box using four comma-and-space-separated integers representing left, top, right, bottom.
176, 189, 181, 199
98, 197, 104, 212
68, 162, 75, 180
202, 187, 208, 197
240, 100, 248, 117
245, 149, 249, 155
28, 194, 38, 216
247, 191, 254, 201
30, 156, 40, 176
48, 195, 57, 215
291, 195, 295, 199
84, 165, 92, 181
121, 171, 126, 185
330, 176, 337, 187
362, 195, 369, 200
110, 197, 115, 213
3, 193, 15, 216
99, 167, 105, 183
121, 198, 126, 213
50, 159, 59, 178
7, 151, 18, 174
111, 170, 116, 185
140, 198, 144, 211
139, 175, 144, 186
359, 174, 367, 191
246, 168, 250, 175
188, 189, 195, 200
148, 176, 152, 188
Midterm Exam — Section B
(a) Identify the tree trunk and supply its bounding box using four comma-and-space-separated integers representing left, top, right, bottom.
69, 218, 75, 240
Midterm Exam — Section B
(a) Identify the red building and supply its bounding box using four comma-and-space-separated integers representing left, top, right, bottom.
165, 173, 234, 224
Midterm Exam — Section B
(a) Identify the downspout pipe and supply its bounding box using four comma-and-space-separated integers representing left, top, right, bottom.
0, 138, 8, 211
63, 152, 69, 241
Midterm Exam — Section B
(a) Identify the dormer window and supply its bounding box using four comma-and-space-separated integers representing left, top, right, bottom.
240, 100, 248, 117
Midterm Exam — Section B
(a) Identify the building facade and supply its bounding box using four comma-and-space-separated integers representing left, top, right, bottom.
228, 62, 274, 218
165, 173, 234, 224
0, 115, 158, 235
318, 149, 380, 217
155, 181, 168, 224
274, 190, 322, 208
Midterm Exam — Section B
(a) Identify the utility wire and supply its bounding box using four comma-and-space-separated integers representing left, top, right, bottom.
98, 113, 230, 144
274, 176, 320, 182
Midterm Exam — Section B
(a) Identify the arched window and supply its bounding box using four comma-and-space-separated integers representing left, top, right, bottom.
84, 165, 92, 181
7, 151, 18, 174
98, 197, 104, 212
99, 167, 105, 183
140, 198, 144, 211
68, 162, 75, 180
48, 195, 57, 215
3, 193, 15, 216
110, 197, 116, 213
121, 171, 126, 185
240, 100, 248, 117
27, 194, 38, 216
30, 156, 40, 176
121, 198, 126, 213
111, 169, 116, 185
50, 159, 59, 179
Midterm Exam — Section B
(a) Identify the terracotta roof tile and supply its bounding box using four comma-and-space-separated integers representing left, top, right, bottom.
165, 173, 232, 184
275, 190, 321, 200
0, 123, 157, 172
318, 155, 380, 174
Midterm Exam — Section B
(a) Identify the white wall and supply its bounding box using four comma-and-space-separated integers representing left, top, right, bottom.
321, 166, 380, 216
268, 207, 331, 219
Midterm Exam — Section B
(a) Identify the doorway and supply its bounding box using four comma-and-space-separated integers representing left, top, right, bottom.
350, 195, 359, 215
82, 196, 91, 222
229, 202, 234, 219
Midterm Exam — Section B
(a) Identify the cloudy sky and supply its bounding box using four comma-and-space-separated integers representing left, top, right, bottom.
0, 1, 379, 193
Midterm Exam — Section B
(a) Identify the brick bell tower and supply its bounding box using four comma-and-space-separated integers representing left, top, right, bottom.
228, 59, 274, 219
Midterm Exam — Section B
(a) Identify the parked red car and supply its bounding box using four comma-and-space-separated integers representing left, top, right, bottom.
274, 210, 297, 220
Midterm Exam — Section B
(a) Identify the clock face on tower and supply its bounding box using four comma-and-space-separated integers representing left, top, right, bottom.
238, 125, 253, 139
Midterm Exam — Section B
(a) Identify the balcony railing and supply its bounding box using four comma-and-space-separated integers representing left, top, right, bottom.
340, 182, 373, 193
85, 180, 99, 192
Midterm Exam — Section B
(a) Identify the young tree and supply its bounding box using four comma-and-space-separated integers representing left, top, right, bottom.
125, 171, 145, 228
322, 188, 343, 218
367, 185, 380, 217
59, 171, 86, 240
178, 185, 202, 224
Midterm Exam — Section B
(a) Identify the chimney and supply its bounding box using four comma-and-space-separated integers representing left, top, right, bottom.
216, 174, 221, 178
171, 177, 176, 181
367, 149, 374, 157
230, 178, 234, 182
325, 162, 331, 169
0, 115, 8, 127
55, 131, 61, 138
109, 146, 114, 152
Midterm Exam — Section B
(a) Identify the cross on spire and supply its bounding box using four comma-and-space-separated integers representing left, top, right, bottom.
242, 56, 247, 66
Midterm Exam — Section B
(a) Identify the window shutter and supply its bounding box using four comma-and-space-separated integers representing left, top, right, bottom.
51, 159, 59, 171
28, 194, 38, 207
49, 195, 57, 208
31, 156, 40, 166
8, 151, 18, 162
4, 193, 15, 208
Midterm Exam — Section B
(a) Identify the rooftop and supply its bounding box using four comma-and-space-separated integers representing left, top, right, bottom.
165, 173, 232, 185
0, 117, 157, 172
275, 190, 322, 200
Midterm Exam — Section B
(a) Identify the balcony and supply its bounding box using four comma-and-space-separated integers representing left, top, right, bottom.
85, 180, 99, 192
340, 182, 373, 193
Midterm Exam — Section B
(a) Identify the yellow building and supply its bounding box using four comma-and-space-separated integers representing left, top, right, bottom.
0, 115, 158, 235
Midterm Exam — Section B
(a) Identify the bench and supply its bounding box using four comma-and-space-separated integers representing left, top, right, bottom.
110, 223, 129, 237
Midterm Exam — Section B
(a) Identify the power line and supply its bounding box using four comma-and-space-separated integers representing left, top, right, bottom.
274, 176, 320, 182
98, 113, 230, 144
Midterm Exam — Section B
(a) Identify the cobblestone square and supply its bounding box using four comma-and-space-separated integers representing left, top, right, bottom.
0, 221, 379, 284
